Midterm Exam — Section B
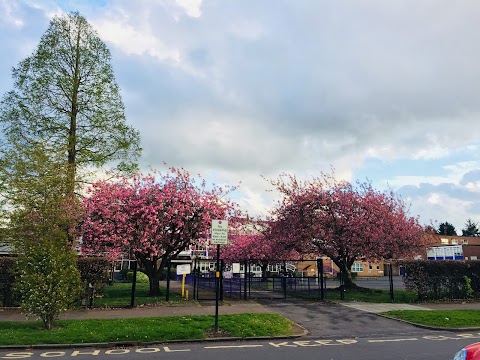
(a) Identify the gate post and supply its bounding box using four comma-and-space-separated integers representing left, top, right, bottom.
318, 258, 325, 300
243, 260, 248, 300
388, 263, 394, 302
220, 259, 224, 301
283, 261, 287, 299
193, 258, 197, 301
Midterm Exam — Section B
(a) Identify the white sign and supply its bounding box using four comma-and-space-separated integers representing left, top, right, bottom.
232, 263, 241, 274
211, 219, 229, 244
176, 264, 191, 275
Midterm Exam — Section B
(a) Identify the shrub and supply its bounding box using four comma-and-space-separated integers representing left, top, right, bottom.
15, 236, 83, 329
402, 260, 480, 300
77, 257, 110, 295
126, 271, 149, 283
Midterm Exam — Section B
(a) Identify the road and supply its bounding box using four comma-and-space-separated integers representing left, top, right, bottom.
0, 333, 476, 360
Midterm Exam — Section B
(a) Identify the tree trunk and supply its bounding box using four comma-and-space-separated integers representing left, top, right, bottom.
137, 255, 162, 296
336, 259, 357, 290
342, 269, 355, 289
261, 262, 269, 279
149, 272, 161, 296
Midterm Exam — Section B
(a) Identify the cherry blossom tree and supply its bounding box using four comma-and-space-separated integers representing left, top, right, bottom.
268, 172, 428, 288
222, 218, 301, 277
81, 167, 240, 295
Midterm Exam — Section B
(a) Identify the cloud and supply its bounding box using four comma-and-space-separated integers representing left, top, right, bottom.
3, 0, 480, 226
175, 0, 202, 18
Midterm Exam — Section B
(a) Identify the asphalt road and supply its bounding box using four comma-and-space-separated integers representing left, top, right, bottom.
0, 334, 475, 360
257, 298, 428, 339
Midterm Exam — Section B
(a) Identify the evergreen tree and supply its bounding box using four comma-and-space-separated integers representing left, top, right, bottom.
437, 222, 457, 236
462, 219, 479, 236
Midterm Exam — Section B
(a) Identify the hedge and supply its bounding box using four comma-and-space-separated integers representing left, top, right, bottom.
0, 257, 17, 307
0, 256, 111, 307
402, 260, 480, 300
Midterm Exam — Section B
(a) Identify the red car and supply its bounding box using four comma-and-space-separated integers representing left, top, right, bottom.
454, 343, 480, 360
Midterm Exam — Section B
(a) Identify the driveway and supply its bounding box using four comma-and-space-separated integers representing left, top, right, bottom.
257, 299, 438, 339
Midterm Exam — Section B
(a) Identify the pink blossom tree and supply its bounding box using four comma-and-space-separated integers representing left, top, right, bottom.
222, 218, 301, 277
268, 172, 428, 288
81, 167, 240, 295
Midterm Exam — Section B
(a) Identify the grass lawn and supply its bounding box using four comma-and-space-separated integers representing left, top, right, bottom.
94, 282, 183, 307
0, 313, 295, 346
327, 288, 419, 303
381, 310, 480, 328
294, 288, 419, 303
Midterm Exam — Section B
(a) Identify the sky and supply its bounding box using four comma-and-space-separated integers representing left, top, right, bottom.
1, 0, 480, 234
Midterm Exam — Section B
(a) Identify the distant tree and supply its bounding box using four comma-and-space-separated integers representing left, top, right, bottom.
462, 219, 479, 237
268, 172, 427, 289
0, 11, 141, 197
437, 222, 457, 236
81, 167, 241, 296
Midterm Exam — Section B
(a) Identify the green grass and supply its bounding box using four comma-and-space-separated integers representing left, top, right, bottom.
293, 288, 419, 303
330, 288, 419, 303
94, 282, 182, 307
381, 310, 480, 328
0, 314, 295, 346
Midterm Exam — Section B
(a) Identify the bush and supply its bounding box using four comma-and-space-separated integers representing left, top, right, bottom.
77, 257, 111, 296
402, 260, 480, 300
15, 236, 83, 329
126, 271, 149, 283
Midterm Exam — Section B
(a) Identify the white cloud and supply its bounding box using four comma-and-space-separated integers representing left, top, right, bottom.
0, 0, 24, 27
175, 0, 202, 18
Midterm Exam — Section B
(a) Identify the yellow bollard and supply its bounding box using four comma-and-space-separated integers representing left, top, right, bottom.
182, 274, 186, 297
186, 290, 189, 301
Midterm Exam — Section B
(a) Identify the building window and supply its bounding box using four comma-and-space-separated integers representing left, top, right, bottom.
441, 238, 449, 244
462, 239, 469, 245
352, 263, 364, 272
471, 256, 478, 260
451, 239, 458, 245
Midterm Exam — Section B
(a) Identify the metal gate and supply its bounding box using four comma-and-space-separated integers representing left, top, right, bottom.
187, 258, 326, 301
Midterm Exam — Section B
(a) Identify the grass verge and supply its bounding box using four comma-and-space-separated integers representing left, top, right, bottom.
294, 288, 419, 303
0, 314, 295, 346
381, 310, 480, 328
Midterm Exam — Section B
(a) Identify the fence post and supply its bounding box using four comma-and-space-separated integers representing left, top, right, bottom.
318, 258, 325, 300
220, 259, 224, 301
389, 263, 394, 302
243, 260, 248, 300
339, 267, 345, 300
283, 261, 287, 299
165, 261, 171, 302
193, 258, 197, 301
130, 260, 137, 308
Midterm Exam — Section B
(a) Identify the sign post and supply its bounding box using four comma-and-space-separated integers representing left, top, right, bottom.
210, 220, 228, 332
176, 264, 191, 299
